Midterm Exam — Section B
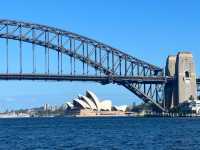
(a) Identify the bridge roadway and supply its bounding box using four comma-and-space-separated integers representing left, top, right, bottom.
0, 74, 198, 90
0, 73, 173, 84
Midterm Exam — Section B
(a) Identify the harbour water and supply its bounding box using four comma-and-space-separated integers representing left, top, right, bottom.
0, 117, 199, 150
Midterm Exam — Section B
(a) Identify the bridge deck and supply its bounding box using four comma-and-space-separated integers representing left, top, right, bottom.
0, 74, 198, 88
0, 73, 171, 84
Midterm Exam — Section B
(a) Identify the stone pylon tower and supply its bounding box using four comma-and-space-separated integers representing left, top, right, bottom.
176, 52, 197, 103
165, 52, 197, 108
165, 55, 178, 108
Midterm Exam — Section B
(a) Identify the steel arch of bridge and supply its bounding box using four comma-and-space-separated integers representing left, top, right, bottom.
0, 19, 166, 111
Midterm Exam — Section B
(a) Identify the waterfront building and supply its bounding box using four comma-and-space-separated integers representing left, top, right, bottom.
72, 90, 112, 111
50, 105, 58, 111
44, 104, 49, 111
62, 102, 74, 110
113, 105, 128, 112
63, 90, 131, 116
43, 104, 58, 111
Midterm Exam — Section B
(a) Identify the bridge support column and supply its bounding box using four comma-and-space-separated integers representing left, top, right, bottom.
165, 55, 178, 108
176, 52, 197, 103
165, 52, 197, 109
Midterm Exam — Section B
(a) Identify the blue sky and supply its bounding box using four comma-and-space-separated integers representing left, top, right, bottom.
0, 0, 200, 111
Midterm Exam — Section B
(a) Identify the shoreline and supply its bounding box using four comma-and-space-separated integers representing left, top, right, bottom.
1, 113, 200, 119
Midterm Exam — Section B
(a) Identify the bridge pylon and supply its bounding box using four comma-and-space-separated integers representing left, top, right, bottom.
165, 52, 197, 109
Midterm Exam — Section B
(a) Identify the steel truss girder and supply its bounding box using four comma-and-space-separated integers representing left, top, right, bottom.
120, 81, 165, 111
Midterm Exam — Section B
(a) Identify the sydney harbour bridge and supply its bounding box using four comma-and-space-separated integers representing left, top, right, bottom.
0, 19, 199, 112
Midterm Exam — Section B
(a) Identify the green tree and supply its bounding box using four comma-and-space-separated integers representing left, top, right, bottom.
189, 95, 194, 100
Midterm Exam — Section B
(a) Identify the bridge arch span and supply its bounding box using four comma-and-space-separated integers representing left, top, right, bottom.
0, 19, 165, 111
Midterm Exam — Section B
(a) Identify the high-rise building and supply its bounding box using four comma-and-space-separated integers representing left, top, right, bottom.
44, 104, 49, 111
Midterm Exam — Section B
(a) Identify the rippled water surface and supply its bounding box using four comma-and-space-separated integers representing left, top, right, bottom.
0, 117, 200, 150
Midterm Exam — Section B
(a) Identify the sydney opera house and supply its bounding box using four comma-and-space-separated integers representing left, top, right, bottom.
64, 90, 127, 116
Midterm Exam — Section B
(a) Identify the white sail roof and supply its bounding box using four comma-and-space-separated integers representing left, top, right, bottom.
113, 105, 127, 112
86, 90, 100, 110
100, 100, 112, 111
73, 98, 90, 109
81, 95, 97, 110
70, 90, 114, 112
